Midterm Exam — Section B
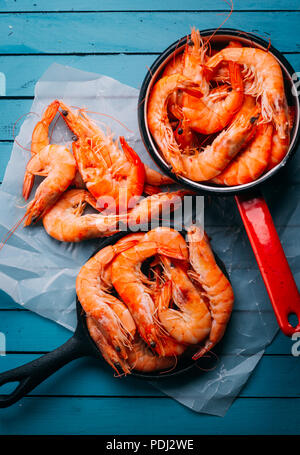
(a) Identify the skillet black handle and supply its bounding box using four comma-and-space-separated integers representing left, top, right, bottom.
0, 334, 88, 408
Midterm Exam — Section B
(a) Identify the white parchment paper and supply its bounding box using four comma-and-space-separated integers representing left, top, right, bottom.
0, 64, 279, 416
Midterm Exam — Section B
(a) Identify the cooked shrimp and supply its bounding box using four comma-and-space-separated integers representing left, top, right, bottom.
127, 337, 176, 372
266, 106, 294, 171
76, 235, 142, 360
212, 104, 273, 185
111, 227, 188, 356
182, 59, 244, 134
206, 47, 289, 139
24, 144, 76, 226
86, 316, 131, 375
23, 100, 60, 200
147, 73, 200, 174
42, 189, 123, 242
43, 189, 188, 242
187, 225, 234, 359
144, 164, 174, 186
174, 96, 260, 180
157, 258, 211, 344
72, 136, 145, 213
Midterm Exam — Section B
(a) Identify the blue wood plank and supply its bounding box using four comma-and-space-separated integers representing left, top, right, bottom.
0, 12, 299, 54
1, 53, 299, 97
0, 309, 294, 354
0, 396, 299, 434
1, 0, 299, 12
0, 353, 299, 397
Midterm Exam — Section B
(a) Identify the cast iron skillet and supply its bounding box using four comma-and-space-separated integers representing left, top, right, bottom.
138, 28, 300, 336
0, 229, 228, 408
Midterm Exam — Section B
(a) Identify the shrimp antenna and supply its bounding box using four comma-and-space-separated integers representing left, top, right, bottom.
13, 112, 39, 153
206, 0, 234, 48
0, 213, 27, 252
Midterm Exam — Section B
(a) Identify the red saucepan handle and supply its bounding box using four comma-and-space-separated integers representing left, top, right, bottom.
235, 191, 300, 336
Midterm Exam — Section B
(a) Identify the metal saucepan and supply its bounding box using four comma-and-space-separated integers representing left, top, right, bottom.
0, 229, 228, 408
138, 28, 300, 336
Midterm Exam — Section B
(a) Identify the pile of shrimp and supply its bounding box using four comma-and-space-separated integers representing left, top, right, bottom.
12, 99, 190, 243
76, 225, 234, 375
147, 27, 294, 186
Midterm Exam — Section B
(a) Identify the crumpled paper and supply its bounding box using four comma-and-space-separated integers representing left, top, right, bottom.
0, 63, 287, 416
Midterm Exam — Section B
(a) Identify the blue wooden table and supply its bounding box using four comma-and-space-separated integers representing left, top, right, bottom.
0, 0, 300, 435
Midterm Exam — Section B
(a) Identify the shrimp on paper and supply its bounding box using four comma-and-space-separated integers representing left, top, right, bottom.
43, 189, 188, 242
76, 234, 142, 363
206, 47, 289, 139
111, 227, 189, 356
23, 100, 60, 200
59, 102, 145, 213
157, 258, 211, 344
187, 225, 234, 359
24, 144, 76, 226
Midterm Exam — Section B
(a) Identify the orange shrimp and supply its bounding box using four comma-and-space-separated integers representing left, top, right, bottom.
23, 100, 60, 200
206, 47, 289, 139
24, 144, 76, 226
147, 73, 201, 174
181, 59, 244, 135
127, 336, 176, 373
170, 96, 260, 180
211, 97, 273, 185
86, 316, 131, 375
42, 189, 188, 242
157, 257, 211, 344
187, 225, 234, 359
76, 235, 142, 361
59, 102, 145, 213
266, 106, 295, 171
111, 227, 189, 356
144, 164, 174, 186
72, 136, 145, 213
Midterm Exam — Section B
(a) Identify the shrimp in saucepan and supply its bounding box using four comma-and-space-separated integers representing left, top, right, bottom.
157, 257, 211, 344
266, 106, 295, 171
23, 100, 60, 200
211, 97, 273, 185
111, 227, 189, 356
174, 96, 260, 180
24, 144, 76, 226
206, 47, 289, 139
43, 189, 188, 242
187, 225, 234, 359
147, 73, 201, 174
181, 57, 244, 135
76, 235, 142, 362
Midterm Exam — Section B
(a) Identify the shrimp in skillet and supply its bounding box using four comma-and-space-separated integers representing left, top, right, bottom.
24, 144, 76, 226
23, 100, 60, 200
76, 234, 142, 362
43, 189, 188, 242
127, 336, 176, 373
206, 47, 289, 139
111, 227, 189, 356
187, 225, 234, 359
157, 257, 211, 344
